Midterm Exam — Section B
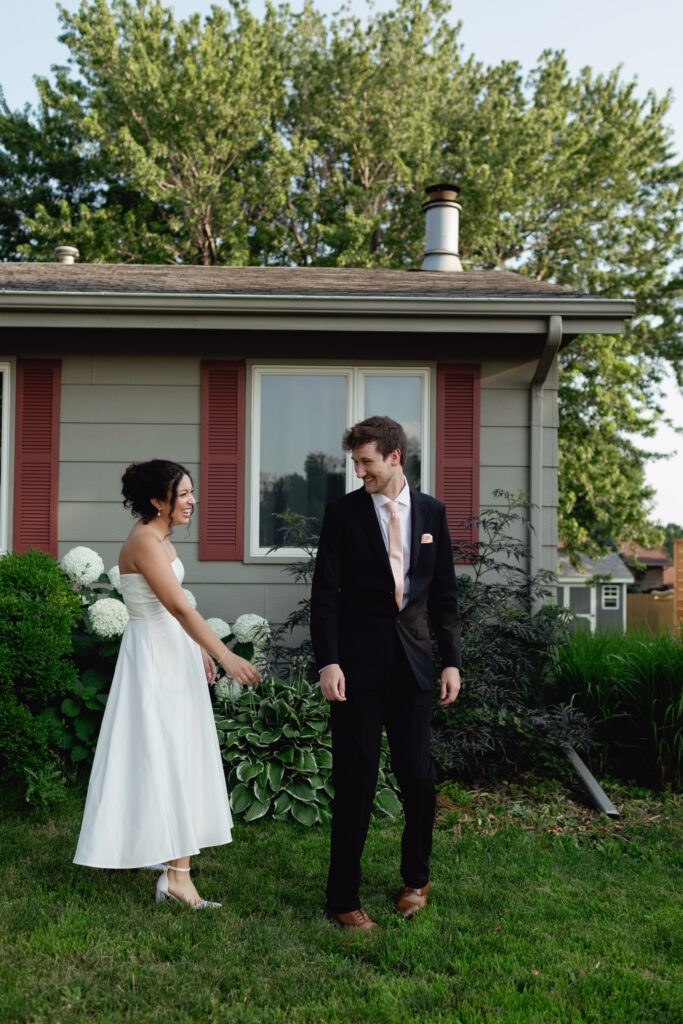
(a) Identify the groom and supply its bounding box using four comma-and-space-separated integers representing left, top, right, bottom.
310, 415, 462, 930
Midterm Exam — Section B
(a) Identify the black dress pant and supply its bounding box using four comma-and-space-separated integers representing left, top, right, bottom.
326, 641, 436, 913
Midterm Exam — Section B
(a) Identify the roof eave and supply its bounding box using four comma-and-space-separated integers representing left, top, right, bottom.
0, 289, 635, 335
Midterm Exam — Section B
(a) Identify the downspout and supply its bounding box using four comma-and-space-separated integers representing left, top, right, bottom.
529, 315, 562, 607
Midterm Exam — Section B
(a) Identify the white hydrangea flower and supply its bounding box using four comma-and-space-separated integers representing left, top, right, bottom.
61, 546, 105, 585
107, 565, 121, 591
88, 597, 129, 638
232, 613, 271, 646
183, 588, 197, 609
214, 675, 242, 701
206, 617, 231, 639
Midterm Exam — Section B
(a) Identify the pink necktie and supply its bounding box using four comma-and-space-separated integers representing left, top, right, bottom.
386, 501, 404, 611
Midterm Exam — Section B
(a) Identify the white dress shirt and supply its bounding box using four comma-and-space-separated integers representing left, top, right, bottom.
372, 480, 411, 609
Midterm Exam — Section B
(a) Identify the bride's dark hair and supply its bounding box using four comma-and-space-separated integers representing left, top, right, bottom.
121, 460, 192, 524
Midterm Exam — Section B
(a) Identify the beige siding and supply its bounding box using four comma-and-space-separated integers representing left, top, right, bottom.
58, 355, 305, 621
478, 359, 558, 578
57, 351, 561, 617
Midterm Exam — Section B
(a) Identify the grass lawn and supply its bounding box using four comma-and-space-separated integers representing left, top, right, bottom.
1, 777, 682, 1024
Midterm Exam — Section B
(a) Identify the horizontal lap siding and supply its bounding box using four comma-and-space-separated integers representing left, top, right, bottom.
59, 356, 202, 555
478, 361, 559, 577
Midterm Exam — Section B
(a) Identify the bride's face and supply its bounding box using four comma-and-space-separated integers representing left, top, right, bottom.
157, 474, 195, 527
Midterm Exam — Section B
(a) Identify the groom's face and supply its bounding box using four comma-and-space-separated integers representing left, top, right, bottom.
351, 442, 403, 496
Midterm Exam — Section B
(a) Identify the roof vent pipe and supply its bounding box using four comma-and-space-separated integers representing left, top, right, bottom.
421, 184, 462, 272
53, 246, 80, 264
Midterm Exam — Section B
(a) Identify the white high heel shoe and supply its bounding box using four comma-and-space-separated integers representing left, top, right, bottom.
155, 864, 222, 909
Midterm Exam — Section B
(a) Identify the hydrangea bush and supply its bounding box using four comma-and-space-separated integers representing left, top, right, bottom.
60, 546, 105, 586
87, 598, 130, 639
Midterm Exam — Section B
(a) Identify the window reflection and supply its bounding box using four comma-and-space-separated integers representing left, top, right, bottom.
364, 376, 422, 490
259, 375, 347, 546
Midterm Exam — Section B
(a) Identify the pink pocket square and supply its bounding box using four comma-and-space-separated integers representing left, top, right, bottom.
421, 533, 433, 544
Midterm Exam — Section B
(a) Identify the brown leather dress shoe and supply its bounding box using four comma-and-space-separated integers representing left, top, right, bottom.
396, 881, 431, 919
325, 907, 379, 931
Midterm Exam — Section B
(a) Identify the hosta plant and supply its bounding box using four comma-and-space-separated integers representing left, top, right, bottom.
214, 674, 401, 826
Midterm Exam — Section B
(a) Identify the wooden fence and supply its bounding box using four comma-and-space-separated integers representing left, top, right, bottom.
676, 540, 683, 626
627, 592, 678, 634
626, 540, 683, 635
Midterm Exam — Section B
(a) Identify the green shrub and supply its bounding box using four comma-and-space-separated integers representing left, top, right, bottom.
553, 627, 683, 789
0, 549, 80, 796
214, 675, 401, 826
55, 628, 121, 777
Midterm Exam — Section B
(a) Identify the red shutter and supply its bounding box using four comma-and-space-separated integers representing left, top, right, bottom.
436, 364, 480, 558
13, 359, 61, 556
200, 361, 246, 561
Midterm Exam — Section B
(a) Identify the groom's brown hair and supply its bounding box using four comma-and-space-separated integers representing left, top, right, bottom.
342, 416, 407, 466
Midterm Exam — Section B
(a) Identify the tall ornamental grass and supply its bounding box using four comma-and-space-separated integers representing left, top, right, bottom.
554, 628, 683, 789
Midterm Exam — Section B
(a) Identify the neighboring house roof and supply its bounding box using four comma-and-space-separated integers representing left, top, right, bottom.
619, 542, 673, 569
557, 551, 635, 584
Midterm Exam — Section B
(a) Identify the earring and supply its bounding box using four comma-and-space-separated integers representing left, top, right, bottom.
157, 509, 161, 517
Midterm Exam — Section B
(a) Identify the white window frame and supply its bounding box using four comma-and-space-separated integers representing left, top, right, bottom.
0, 363, 10, 555
601, 584, 620, 611
249, 365, 431, 558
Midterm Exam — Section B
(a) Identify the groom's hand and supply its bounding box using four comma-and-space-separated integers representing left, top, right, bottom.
438, 666, 461, 706
319, 664, 347, 702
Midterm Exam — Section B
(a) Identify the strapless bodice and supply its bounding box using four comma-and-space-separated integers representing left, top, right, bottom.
119, 557, 184, 620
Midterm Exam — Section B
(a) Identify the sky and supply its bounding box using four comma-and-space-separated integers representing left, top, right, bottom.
1, 0, 682, 525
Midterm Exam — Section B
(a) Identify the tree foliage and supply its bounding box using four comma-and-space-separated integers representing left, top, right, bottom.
1, 0, 682, 552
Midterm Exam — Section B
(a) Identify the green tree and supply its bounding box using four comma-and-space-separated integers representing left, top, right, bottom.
0, 81, 104, 262
15, 0, 299, 264
257, 0, 464, 266
1, 0, 682, 555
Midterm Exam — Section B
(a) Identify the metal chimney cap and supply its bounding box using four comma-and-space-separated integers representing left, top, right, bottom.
423, 183, 460, 204
53, 246, 80, 264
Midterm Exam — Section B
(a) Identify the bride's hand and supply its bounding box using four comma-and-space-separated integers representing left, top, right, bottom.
221, 650, 262, 688
202, 648, 217, 685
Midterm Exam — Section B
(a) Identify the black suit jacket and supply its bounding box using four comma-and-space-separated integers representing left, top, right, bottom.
310, 486, 462, 690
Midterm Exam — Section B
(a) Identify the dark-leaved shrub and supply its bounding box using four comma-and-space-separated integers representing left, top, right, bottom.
432, 494, 592, 780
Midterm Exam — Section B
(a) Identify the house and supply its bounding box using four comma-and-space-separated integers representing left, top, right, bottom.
619, 543, 674, 592
0, 187, 635, 624
556, 551, 635, 632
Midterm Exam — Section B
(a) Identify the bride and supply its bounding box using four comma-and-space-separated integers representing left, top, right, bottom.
74, 459, 261, 907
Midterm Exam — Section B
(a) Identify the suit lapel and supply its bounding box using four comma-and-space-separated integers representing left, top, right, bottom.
356, 487, 393, 576
409, 489, 428, 577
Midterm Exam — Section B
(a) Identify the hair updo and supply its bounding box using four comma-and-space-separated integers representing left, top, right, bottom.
121, 460, 192, 524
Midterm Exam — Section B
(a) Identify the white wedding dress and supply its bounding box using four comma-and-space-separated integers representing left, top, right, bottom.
74, 558, 232, 869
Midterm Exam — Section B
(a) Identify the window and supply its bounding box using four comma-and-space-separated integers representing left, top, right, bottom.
601, 584, 619, 610
250, 367, 429, 556
201, 360, 479, 562
0, 363, 9, 554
